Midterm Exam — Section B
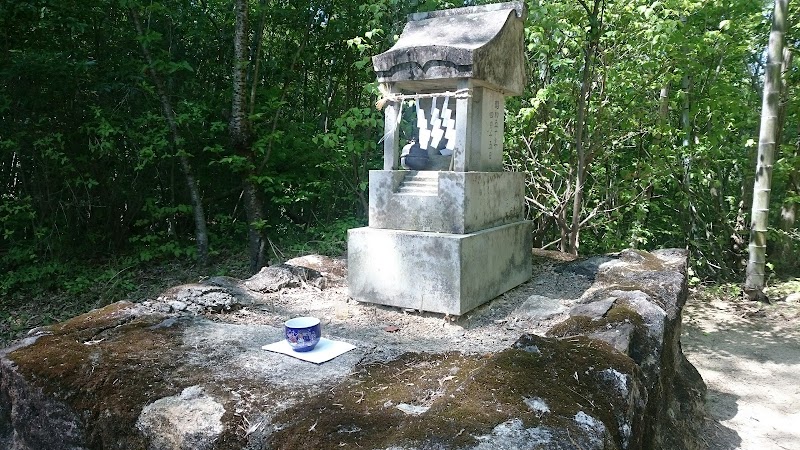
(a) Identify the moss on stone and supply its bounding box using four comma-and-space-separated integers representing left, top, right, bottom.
8, 303, 194, 449
609, 249, 667, 273
547, 315, 597, 337
268, 335, 644, 449
6, 302, 326, 450
548, 303, 645, 340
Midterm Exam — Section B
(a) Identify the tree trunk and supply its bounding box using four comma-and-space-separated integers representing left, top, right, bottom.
248, 0, 268, 116
777, 126, 799, 260
780, 158, 798, 233
744, 0, 788, 300
566, 0, 603, 255
231, 0, 268, 273
680, 74, 698, 244
128, 8, 209, 266
659, 83, 671, 127
775, 46, 792, 150
775, 46, 797, 262
567, 44, 591, 254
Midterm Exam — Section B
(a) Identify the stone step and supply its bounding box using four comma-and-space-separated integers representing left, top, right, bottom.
396, 188, 437, 196
405, 170, 438, 179
396, 187, 438, 195
402, 180, 438, 188
396, 171, 439, 196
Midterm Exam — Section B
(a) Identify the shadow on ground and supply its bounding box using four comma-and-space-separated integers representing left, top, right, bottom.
682, 289, 800, 450
702, 413, 742, 450
682, 300, 800, 365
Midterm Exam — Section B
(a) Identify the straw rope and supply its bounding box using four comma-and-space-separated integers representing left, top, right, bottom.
376, 85, 472, 110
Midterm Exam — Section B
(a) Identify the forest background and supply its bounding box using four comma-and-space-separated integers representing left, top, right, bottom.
1, 0, 799, 342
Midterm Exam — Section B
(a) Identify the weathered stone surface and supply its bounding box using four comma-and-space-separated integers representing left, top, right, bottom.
0, 249, 705, 449
244, 264, 322, 293
373, 2, 527, 95
549, 249, 706, 450
513, 294, 568, 320
348, 221, 533, 315
569, 296, 616, 319
0, 303, 363, 450
157, 284, 244, 314
137, 386, 225, 450
556, 255, 615, 280
145, 259, 337, 315
285, 254, 347, 279
268, 334, 643, 450
595, 249, 687, 318
368, 171, 525, 234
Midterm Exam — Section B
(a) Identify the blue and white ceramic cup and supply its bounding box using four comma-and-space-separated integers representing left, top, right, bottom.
284, 317, 321, 352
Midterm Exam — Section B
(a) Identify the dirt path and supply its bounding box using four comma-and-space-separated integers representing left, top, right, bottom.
682, 286, 800, 450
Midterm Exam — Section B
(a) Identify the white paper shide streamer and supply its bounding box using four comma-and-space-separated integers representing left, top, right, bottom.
416, 98, 431, 150
430, 97, 444, 150
441, 95, 455, 154
375, 85, 469, 155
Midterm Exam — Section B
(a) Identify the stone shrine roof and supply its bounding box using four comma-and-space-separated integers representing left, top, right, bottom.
372, 1, 526, 95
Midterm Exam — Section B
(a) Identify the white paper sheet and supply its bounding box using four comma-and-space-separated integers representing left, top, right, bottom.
441, 95, 456, 151
415, 98, 430, 149
415, 98, 427, 128
262, 337, 356, 364
445, 127, 456, 151
441, 96, 450, 116
430, 97, 441, 130
418, 128, 431, 150
430, 128, 444, 149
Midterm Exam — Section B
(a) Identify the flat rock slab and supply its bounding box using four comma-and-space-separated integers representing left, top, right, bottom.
0, 249, 705, 450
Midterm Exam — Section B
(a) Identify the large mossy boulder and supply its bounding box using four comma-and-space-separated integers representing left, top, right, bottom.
549, 249, 705, 450
0, 250, 704, 449
267, 334, 646, 449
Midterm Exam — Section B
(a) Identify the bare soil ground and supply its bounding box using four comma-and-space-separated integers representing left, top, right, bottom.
682, 283, 800, 450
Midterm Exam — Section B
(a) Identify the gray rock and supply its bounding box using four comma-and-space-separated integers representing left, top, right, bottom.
596, 249, 688, 319
0, 249, 704, 449
243, 264, 321, 293
557, 256, 616, 280
285, 254, 347, 278
157, 281, 255, 314
167, 300, 187, 312
137, 386, 224, 450
571, 296, 617, 319
175, 286, 238, 313
523, 397, 550, 416
574, 411, 609, 447
590, 323, 634, 354
553, 248, 704, 450
471, 419, 556, 449
515, 294, 567, 320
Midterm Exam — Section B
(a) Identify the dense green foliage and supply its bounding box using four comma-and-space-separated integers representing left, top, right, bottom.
1, 0, 798, 304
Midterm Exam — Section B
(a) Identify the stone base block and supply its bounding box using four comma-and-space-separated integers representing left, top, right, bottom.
347, 221, 532, 315
369, 170, 525, 234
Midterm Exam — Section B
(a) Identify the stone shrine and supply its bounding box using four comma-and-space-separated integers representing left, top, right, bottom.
347, 2, 533, 315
